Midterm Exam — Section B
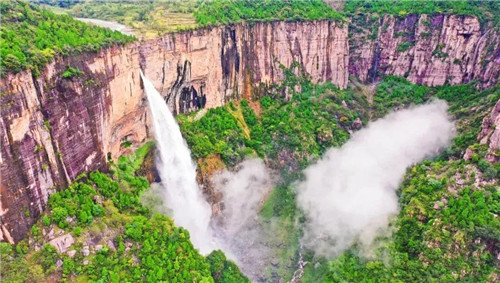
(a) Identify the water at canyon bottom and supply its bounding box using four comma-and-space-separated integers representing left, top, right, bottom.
140, 71, 214, 254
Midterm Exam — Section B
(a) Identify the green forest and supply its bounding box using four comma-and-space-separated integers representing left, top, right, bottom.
2, 61, 497, 282
0, 143, 248, 282
0, 0, 135, 75
1, 1, 499, 282
193, 0, 344, 26
177, 69, 499, 281
344, 0, 499, 23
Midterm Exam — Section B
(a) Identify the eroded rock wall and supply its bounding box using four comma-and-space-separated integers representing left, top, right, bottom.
478, 99, 500, 163
0, 46, 147, 242
0, 20, 348, 242
349, 14, 499, 87
1, 15, 498, 242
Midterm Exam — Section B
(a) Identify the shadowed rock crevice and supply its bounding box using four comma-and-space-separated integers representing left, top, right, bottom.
167, 60, 207, 115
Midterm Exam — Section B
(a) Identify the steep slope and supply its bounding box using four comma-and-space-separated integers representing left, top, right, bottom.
0, 20, 348, 242
349, 14, 499, 88
1, 4, 499, 244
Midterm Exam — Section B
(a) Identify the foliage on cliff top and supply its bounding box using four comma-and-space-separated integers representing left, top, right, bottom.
28, 0, 81, 8
0, 0, 136, 75
0, 143, 247, 282
344, 0, 499, 22
194, 0, 345, 26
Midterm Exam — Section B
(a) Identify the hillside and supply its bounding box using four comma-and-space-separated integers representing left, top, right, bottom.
1, 1, 499, 282
0, 0, 135, 74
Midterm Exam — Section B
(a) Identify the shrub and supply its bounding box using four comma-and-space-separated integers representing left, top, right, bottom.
396, 41, 414, 52
52, 207, 68, 223
61, 66, 84, 78
42, 216, 51, 226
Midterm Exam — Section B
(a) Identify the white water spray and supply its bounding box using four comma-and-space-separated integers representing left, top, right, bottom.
140, 71, 214, 254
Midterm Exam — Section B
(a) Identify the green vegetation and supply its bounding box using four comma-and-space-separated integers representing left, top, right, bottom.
396, 41, 414, 52
1, 143, 247, 282
179, 70, 498, 281
344, 0, 499, 22
29, 0, 81, 8
371, 75, 499, 159
296, 77, 499, 282
303, 157, 499, 282
194, 0, 345, 26
207, 250, 250, 283
0, 0, 135, 75
120, 140, 133, 148
178, 64, 370, 280
2, 63, 498, 282
179, 64, 368, 172
61, 65, 84, 78
41, 0, 198, 38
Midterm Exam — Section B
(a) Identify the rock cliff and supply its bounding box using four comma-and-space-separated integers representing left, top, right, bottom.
349, 14, 499, 88
478, 99, 500, 163
1, 15, 499, 242
0, 20, 348, 242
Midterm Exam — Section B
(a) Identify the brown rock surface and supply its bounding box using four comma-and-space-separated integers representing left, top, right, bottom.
0, 20, 348, 242
478, 99, 500, 162
1, 16, 498, 242
349, 14, 499, 88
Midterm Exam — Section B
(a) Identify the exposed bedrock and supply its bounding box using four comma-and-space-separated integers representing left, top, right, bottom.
349, 14, 499, 87
1, 15, 499, 242
0, 20, 348, 242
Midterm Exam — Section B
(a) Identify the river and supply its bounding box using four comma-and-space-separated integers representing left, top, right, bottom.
76, 18, 135, 36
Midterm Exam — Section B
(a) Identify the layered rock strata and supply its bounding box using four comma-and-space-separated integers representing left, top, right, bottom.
2, 14, 499, 242
0, 20, 348, 241
349, 14, 499, 88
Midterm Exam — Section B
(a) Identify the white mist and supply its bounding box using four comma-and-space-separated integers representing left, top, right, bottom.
140, 71, 214, 254
297, 100, 455, 258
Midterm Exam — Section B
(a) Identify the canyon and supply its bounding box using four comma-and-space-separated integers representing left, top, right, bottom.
1, 14, 499, 242
349, 14, 499, 88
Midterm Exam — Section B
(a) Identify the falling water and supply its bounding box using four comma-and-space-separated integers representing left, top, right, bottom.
140, 71, 214, 254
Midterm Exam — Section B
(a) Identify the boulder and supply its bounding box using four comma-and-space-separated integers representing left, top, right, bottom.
49, 234, 74, 253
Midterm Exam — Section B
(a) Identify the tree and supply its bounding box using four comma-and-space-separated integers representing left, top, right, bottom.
3, 54, 22, 72
52, 207, 68, 223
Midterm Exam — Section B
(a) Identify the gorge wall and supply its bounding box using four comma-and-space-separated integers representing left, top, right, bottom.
0, 20, 348, 242
349, 14, 499, 87
1, 14, 499, 243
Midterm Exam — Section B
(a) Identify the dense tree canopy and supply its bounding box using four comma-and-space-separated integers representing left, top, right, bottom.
0, 143, 247, 282
193, 0, 345, 26
344, 0, 499, 21
0, 0, 135, 75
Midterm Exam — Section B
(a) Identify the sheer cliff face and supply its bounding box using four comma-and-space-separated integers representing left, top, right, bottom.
140, 20, 348, 114
1, 15, 499, 242
349, 14, 499, 87
0, 47, 147, 242
478, 99, 500, 163
0, 20, 348, 242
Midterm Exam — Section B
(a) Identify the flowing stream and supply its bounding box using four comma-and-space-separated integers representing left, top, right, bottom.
140, 71, 214, 254
76, 18, 135, 36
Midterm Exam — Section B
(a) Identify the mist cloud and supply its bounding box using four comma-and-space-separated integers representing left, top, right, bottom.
213, 159, 273, 234
211, 159, 275, 280
296, 100, 455, 258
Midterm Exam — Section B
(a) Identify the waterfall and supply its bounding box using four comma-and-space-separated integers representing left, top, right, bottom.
140, 71, 214, 254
